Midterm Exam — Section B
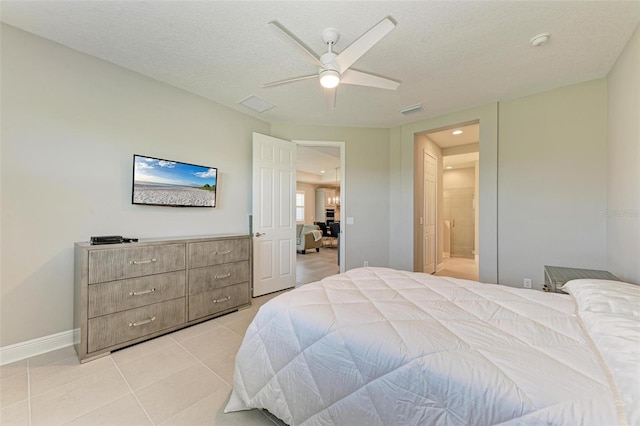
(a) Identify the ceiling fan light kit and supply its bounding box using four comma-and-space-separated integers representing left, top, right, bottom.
265, 17, 400, 108
320, 69, 340, 88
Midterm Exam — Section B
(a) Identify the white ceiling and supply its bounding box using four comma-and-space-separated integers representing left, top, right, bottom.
424, 123, 479, 169
297, 146, 341, 185
2, 1, 638, 128
426, 123, 479, 148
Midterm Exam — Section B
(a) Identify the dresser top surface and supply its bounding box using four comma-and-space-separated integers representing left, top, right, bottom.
76, 233, 250, 249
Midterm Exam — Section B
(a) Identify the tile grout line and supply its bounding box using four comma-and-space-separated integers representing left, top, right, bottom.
110, 332, 239, 423
171, 332, 286, 426
170, 334, 232, 387
109, 356, 156, 425
151, 335, 235, 423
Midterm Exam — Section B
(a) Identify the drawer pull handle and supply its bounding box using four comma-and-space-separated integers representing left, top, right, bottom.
214, 250, 231, 255
130, 258, 157, 265
213, 296, 231, 303
129, 316, 156, 327
129, 288, 156, 296
215, 273, 231, 279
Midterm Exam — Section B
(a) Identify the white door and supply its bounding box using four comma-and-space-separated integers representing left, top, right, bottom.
423, 151, 437, 273
252, 133, 297, 296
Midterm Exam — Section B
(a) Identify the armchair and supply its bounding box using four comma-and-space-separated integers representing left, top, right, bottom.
314, 222, 331, 247
296, 224, 322, 254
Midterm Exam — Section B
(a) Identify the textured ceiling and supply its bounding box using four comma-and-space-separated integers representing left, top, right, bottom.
2, 1, 638, 128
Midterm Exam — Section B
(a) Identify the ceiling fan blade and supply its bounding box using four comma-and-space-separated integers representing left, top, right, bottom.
263, 74, 317, 88
324, 87, 337, 109
341, 69, 400, 90
268, 21, 324, 68
336, 17, 395, 72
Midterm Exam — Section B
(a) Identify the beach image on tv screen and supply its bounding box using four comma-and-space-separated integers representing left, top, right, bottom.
133, 155, 217, 207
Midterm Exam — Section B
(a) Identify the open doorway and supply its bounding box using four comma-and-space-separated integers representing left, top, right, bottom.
438, 148, 479, 280
414, 123, 479, 281
295, 142, 345, 286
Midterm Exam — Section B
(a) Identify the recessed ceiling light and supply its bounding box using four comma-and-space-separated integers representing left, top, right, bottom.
446, 166, 453, 169
452, 130, 463, 135
320, 170, 326, 174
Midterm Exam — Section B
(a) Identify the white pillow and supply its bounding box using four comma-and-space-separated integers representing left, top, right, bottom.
562, 279, 640, 425
561, 279, 640, 317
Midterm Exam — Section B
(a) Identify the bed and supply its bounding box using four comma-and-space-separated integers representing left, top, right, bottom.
225, 267, 639, 425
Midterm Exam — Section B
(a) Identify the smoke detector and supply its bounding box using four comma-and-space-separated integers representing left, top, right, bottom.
530, 33, 550, 47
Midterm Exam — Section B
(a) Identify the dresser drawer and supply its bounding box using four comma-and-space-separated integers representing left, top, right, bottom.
88, 271, 186, 318
188, 282, 249, 321
189, 239, 249, 268
88, 298, 185, 353
188, 261, 249, 295
88, 244, 185, 284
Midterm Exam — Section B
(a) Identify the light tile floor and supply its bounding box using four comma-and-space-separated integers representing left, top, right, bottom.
0, 248, 339, 426
296, 245, 339, 287
0, 291, 289, 426
435, 256, 479, 281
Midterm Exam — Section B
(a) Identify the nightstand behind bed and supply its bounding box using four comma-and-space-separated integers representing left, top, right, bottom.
543, 265, 620, 293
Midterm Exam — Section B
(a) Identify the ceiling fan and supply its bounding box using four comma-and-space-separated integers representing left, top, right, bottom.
263, 17, 400, 109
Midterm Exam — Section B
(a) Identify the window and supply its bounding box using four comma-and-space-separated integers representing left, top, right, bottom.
296, 191, 305, 222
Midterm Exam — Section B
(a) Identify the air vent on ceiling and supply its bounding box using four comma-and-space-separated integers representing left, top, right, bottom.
238, 95, 275, 113
399, 103, 424, 115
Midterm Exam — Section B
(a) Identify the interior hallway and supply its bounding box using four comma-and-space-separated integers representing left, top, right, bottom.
297, 247, 480, 285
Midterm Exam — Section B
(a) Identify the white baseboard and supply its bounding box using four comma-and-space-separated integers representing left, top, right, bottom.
436, 263, 445, 272
0, 329, 79, 366
443, 252, 450, 258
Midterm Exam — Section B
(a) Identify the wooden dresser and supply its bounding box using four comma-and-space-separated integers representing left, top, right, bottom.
74, 234, 251, 362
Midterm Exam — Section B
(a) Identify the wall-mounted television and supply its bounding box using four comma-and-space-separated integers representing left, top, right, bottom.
132, 154, 217, 207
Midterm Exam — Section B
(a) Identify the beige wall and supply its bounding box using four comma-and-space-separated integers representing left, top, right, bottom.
474, 161, 479, 257
498, 79, 608, 288
443, 167, 475, 189
0, 25, 270, 347
394, 80, 613, 289
607, 24, 640, 285
443, 168, 476, 258
393, 105, 499, 283
271, 125, 390, 270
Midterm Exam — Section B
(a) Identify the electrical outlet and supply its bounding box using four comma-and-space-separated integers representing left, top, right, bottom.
363, 261, 369, 267
523, 278, 532, 289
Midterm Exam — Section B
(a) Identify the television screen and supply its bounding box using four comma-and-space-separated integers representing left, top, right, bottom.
132, 154, 217, 207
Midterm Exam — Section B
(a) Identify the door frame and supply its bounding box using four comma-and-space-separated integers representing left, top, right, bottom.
294, 140, 346, 273
423, 150, 437, 273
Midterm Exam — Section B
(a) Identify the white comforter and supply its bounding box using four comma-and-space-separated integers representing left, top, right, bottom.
226, 268, 638, 425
